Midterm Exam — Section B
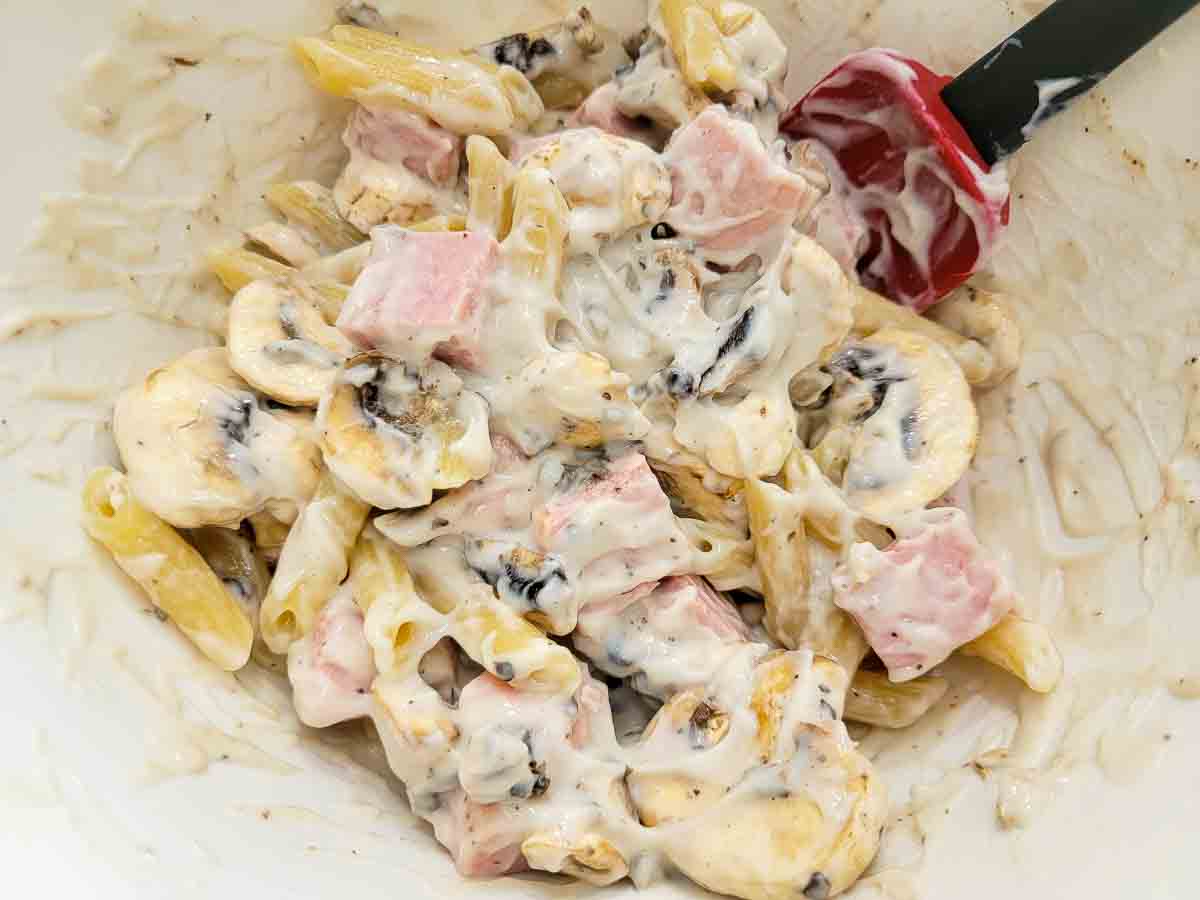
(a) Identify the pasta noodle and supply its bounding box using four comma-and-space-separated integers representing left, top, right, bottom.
82, 467, 253, 671
259, 470, 370, 653
293, 26, 543, 136
465, 135, 515, 239
844, 669, 949, 728
449, 591, 582, 694
960, 613, 1063, 694
350, 525, 446, 675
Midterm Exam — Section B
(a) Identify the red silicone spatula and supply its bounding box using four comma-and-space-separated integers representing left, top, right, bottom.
780, 0, 1199, 311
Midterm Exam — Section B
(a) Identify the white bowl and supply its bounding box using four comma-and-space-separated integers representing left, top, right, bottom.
2, 1, 1199, 897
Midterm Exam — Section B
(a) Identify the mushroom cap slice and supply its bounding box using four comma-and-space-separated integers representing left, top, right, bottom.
662, 724, 887, 900
227, 278, 354, 406
521, 832, 629, 886
184, 524, 271, 624
113, 348, 321, 529
318, 353, 493, 509
816, 328, 978, 522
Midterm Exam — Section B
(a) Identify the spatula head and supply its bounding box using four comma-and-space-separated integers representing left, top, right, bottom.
781, 49, 1010, 311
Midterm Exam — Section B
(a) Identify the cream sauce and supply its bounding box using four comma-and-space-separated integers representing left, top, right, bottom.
9, 3, 1200, 900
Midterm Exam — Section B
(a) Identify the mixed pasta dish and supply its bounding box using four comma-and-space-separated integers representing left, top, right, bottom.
81, 2, 1063, 897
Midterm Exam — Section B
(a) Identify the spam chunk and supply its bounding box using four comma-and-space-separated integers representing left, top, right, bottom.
430, 668, 624, 878
337, 226, 499, 368
575, 575, 750, 699
334, 105, 464, 231
347, 104, 463, 186
287, 589, 376, 727
430, 789, 530, 878
832, 507, 1015, 681
663, 106, 818, 260
569, 82, 660, 144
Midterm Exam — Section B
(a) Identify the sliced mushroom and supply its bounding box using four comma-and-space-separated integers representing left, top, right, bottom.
248, 510, 291, 564
807, 329, 978, 521
458, 723, 548, 804
626, 648, 885, 898
613, 37, 708, 132
750, 651, 849, 757
490, 350, 651, 455
519, 129, 672, 251
662, 723, 887, 900
184, 524, 271, 623
651, 459, 746, 529
926, 285, 1021, 389
317, 353, 493, 509
627, 690, 732, 826
113, 348, 322, 529
521, 832, 629, 886
475, 7, 628, 112
227, 278, 354, 406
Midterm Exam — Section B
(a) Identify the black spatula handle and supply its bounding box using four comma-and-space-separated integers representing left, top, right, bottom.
941, 0, 1200, 165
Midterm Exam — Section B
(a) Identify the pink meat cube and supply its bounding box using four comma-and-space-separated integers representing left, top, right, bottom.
337, 226, 499, 369
432, 669, 615, 876
345, 104, 463, 186
832, 507, 1016, 682
430, 789, 530, 878
533, 452, 690, 611
569, 82, 657, 143
507, 132, 561, 164
287, 590, 376, 728
568, 668, 620, 749
663, 106, 818, 258
575, 576, 749, 698
533, 452, 670, 546
652, 575, 750, 641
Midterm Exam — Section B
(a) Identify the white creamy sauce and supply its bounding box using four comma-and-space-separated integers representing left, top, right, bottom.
1020, 77, 1084, 142
7, 3, 1200, 900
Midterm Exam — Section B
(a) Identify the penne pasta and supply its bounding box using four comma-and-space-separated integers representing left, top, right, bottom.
349, 525, 446, 675
465, 135, 515, 239
265, 181, 367, 252
679, 517, 761, 594
207, 246, 293, 295
851, 284, 994, 386
82, 467, 253, 671
746, 476, 867, 669
960, 613, 1063, 694
259, 470, 370, 653
244, 221, 322, 268
657, 0, 739, 94
844, 669, 949, 729
299, 241, 372, 285
449, 591, 582, 695
207, 246, 351, 319
293, 26, 543, 136
502, 166, 569, 293
405, 213, 468, 232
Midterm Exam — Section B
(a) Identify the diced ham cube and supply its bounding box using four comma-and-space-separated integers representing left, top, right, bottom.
832, 507, 1016, 682
431, 668, 617, 876
507, 132, 561, 164
337, 226, 499, 369
287, 589, 376, 727
533, 452, 691, 610
430, 789, 530, 878
534, 452, 670, 545
568, 668, 620, 749
345, 104, 463, 187
802, 188, 870, 276
569, 82, 658, 144
575, 576, 750, 699
663, 106, 819, 259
